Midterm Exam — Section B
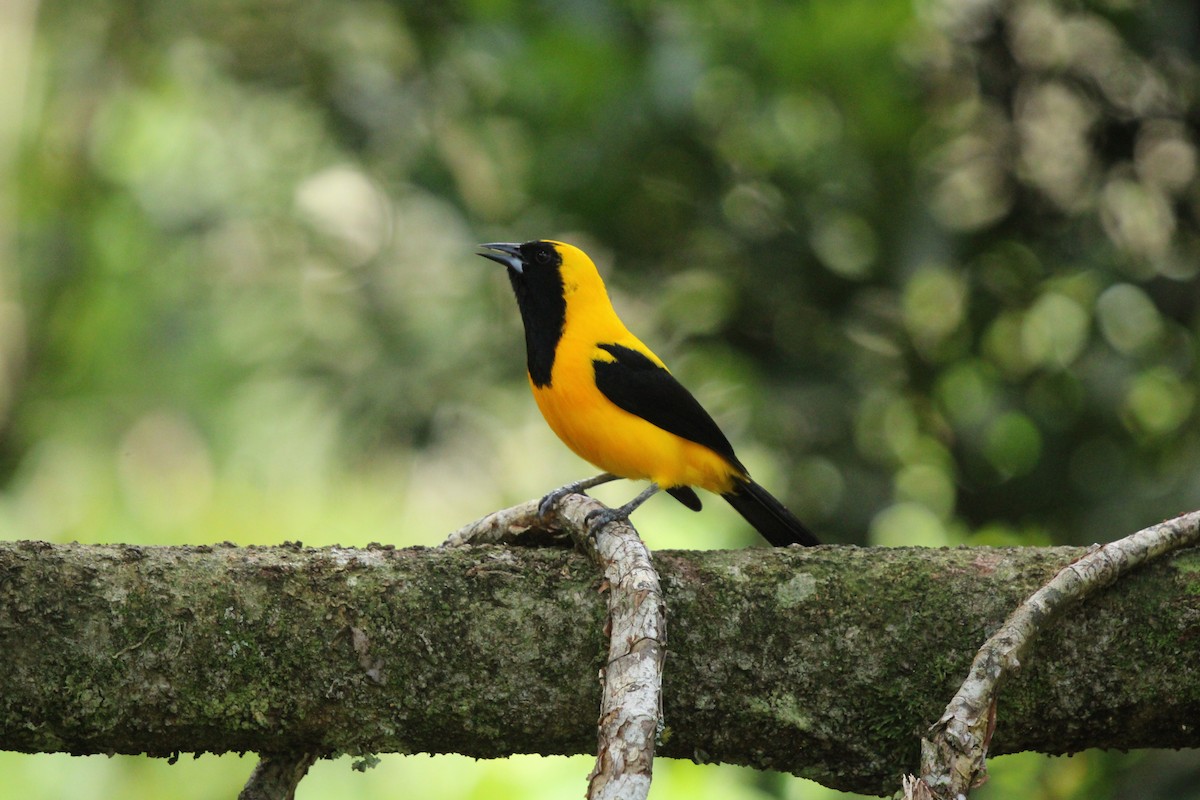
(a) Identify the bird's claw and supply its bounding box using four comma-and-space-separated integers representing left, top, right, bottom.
584, 507, 628, 533
538, 486, 577, 518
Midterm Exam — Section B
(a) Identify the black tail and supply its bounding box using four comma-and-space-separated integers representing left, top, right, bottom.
722, 478, 819, 547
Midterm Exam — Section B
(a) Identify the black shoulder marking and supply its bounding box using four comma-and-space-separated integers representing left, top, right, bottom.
593, 343, 743, 471
508, 242, 565, 387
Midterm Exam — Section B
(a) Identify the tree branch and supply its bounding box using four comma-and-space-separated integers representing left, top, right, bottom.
446, 494, 666, 800
239, 751, 317, 800
912, 510, 1200, 799
2, 535, 1199, 796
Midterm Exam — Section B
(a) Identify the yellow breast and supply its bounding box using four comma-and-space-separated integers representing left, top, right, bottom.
525, 240, 740, 494
530, 331, 739, 494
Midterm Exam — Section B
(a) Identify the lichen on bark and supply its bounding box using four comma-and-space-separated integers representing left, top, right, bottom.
1, 540, 1198, 796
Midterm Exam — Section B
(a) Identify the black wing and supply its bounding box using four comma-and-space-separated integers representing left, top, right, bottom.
667, 485, 703, 511
593, 343, 744, 474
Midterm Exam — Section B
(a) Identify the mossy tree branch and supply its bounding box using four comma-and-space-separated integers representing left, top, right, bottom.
912, 510, 1200, 799
1, 539, 1198, 796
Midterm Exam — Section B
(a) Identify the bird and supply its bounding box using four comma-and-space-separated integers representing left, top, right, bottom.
478, 239, 819, 547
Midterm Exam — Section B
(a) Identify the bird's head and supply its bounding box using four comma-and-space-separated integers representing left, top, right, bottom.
477, 240, 559, 275
477, 240, 604, 301
478, 239, 613, 385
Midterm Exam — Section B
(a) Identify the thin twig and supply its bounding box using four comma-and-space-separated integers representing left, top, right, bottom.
909, 510, 1200, 800
239, 752, 318, 800
447, 494, 666, 800
442, 499, 567, 547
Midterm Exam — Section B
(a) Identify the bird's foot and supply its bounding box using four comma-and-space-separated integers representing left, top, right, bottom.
582, 482, 660, 534
538, 485, 577, 519
583, 505, 632, 534
537, 473, 620, 518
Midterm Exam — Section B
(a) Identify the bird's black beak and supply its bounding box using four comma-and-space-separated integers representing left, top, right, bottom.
477, 242, 525, 273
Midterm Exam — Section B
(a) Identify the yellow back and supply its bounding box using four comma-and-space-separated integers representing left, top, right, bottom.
529, 242, 739, 493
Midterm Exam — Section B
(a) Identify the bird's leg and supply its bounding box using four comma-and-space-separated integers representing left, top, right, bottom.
538, 472, 620, 518
584, 483, 661, 533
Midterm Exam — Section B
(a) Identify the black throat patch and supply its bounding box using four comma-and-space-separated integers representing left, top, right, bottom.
508, 243, 566, 387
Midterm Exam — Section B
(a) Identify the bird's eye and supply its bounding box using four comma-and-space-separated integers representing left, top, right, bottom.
534, 247, 552, 265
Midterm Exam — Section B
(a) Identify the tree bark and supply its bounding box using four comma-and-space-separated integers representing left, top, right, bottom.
0, 539, 1197, 796
914, 510, 1200, 799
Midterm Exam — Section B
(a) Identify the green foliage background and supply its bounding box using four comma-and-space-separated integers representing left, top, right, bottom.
1, 0, 1198, 797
